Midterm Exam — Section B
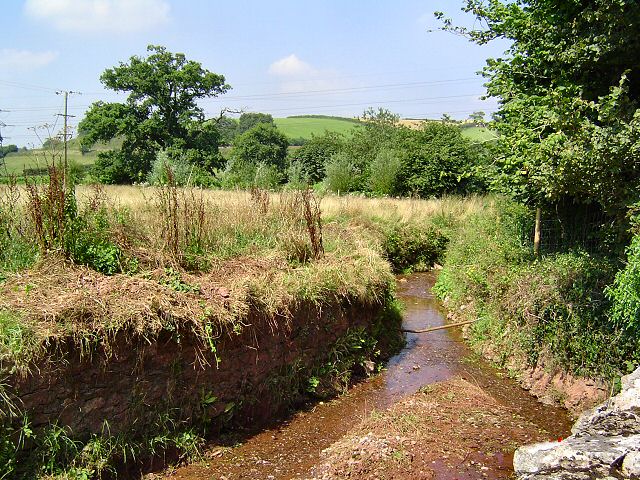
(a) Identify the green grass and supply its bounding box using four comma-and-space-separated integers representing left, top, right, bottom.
1, 138, 120, 178
1, 149, 96, 176
460, 126, 498, 143
274, 116, 361, 139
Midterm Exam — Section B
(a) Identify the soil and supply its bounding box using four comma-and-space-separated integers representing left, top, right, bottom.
308, 377, 553, 480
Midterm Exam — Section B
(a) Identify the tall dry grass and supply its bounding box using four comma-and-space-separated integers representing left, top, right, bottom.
76, 185, 484, 228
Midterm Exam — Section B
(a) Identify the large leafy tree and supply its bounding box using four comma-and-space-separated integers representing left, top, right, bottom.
439, 1, 640, 219
290, 131, 345, 183
79, 45, 230, 183
397, 122, 476, 197
223, 123, 289, 187
237, 112, 275, 135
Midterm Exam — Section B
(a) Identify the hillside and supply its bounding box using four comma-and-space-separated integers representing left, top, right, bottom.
274, 115, 361, 138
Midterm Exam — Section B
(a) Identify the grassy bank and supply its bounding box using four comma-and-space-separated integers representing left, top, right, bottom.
433, 198, 638, 381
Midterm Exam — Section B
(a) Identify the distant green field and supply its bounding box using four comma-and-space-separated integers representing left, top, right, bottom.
274, 116, 361, 139
461, 126, 498, 142
0, 138, 118, 178
1, 149, 96, 176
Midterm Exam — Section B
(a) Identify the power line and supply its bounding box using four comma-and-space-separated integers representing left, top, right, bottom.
56, 90, 81, 189
0, 78, 60, 93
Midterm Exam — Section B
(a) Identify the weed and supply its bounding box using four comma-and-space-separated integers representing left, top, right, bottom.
160, 267, 200, 293
300, 187, 324, 260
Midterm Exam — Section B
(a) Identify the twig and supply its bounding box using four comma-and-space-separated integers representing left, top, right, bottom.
401, 319, 478, 334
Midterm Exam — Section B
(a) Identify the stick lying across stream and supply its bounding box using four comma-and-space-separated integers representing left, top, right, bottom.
401, 319, 478, 334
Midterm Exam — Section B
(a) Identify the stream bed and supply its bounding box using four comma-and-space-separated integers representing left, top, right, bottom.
165, 272, 571, 480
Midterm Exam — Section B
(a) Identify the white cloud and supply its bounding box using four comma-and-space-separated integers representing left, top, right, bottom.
0, 49, 58, 71
24, 0, 170, 34
268, 54, 348, 94
268, 54, 317, 77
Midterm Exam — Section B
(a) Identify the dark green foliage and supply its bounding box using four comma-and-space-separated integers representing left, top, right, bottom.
217, 116, 239, 145
382, 222, 448, 273
291, 131, 345, 183
0, 144, 18, 157
237, 112, 274, 135
342, 108, 400, 171
517, 253, 620, 375
93, 150, 141, 184
434, 198, 633, 377
439, 1, 640, 228
396, 122, 476, 197
224, 123, 289, 187
317, 109, 482, 197
60, 201, 123, 276
80, 45, 229, 183
232, 123, 288, 170
606, 235, 640, 371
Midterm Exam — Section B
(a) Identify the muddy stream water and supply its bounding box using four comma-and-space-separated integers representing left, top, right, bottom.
167, 272, 571, 480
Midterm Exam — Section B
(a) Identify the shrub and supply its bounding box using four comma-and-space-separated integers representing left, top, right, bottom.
368, 148, 402, 196
290, 131, 345, 183
253, 162, 282, 189
231, 123, 289, 171
396, 122, 477, 197
324, 152, 360, 193
25, 167, 123, 275
147, 151, 216, 187
382, 222, 448, 272
433, 198, 532, 303
606, 235, 640, 371
434, 197, 628, 377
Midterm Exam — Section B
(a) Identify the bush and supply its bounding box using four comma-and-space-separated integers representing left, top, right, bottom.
231, 123, 289, 171
147, 151, 216, 187
396, 122, 477, 197
433, 198, 532, 303
286, 160, 309, 189
368, 148, 402, 196
290, 131, 345, 183
324, 152, 361, 193
382, 222, 448, 272
606, 235, 640, 371
253, 162, 282, 189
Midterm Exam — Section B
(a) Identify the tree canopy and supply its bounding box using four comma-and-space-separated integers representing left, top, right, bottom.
237, 112, 275, 135
79, 45, 229, 183
439, 0, 640, 219
223, 123, 289, 188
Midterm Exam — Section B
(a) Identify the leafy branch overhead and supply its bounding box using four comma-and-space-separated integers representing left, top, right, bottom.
438, 0, 640, 221
79, 45, 230, 183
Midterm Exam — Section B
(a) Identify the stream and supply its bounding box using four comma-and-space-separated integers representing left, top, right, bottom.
167, 272, 571, 479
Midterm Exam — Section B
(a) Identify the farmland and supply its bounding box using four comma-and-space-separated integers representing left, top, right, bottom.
275, 115, 362, 138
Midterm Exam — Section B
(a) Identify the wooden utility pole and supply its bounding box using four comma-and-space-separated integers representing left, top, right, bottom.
56, 90, 79, 190
534, 207, 542, 257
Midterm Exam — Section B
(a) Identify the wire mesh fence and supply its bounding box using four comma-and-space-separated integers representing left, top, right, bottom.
523, 206, 610, 255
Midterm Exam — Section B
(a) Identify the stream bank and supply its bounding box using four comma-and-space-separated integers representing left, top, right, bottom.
160, 272, 572, 480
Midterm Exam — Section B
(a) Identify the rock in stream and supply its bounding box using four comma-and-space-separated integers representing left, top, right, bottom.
514, 367, 640, 479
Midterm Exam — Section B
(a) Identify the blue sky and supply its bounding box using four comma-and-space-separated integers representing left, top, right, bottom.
0, 0, 510, 147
